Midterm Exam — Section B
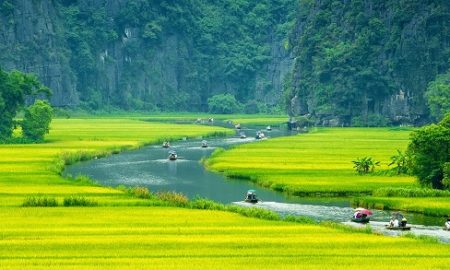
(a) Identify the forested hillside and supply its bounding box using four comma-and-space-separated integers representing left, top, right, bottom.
286, 0, 450, 125
0, 0, 295, 111
1, 0, 449, 123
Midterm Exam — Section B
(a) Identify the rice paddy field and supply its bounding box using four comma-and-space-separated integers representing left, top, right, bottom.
1, 117, 450, 269
0, 118, 232, 206
207, 127, 418, 195
1, 207, 450, 270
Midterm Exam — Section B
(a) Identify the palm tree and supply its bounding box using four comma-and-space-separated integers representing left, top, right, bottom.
352, 156, 380, 174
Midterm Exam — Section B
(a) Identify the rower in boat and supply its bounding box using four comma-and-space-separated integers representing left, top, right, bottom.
201, 140, 208, 148
351, 208, 372, 223
168, 151, 177, 161
386, 212, 411, 230
255, 131, 265, 140
444, 217, 450, 231
162, 141, 170, 148
244, 190, 259, 203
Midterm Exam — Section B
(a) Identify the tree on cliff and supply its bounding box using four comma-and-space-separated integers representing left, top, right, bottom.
407, 113, 450, 189
0, 67, 50, 140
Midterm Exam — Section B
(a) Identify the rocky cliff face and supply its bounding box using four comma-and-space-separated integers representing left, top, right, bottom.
0, 0, 293, 111
0, 0, 78, 106
286, 0, 450, 125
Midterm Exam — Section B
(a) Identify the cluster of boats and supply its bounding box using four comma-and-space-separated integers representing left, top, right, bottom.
242, 193, 450, 231
163, 140, 209, 161
352, 208, 450, 231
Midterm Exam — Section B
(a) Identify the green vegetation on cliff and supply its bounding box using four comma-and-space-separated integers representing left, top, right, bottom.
286, 0, 450, 125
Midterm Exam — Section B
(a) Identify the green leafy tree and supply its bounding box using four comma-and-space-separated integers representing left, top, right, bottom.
207, 94, 242, 114
407, 113, 450, 188
425, 71, 450, 120
388, 149, 409, 175
352, 156, 380, 174
22, 100, 53, 141
0, 67, 50, 140
442, 162, 450, 190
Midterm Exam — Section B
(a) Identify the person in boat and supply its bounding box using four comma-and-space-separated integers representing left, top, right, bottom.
235, 123, 241, 129
168, 151, 177, 160
201, 140, 208, 148
389, 218, 399, 228
401, 217, 408, 227
162, 141, 170, 148
445, 217, 450, 230
354, 211, 362, 219
245, 190, 258, 203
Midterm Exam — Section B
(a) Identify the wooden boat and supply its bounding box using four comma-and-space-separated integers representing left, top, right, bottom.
385, 225, 411, 231
201, 140, 208, 148
168, 151, 177, 161
244, 190, 259, 203
351, 216, 370, 223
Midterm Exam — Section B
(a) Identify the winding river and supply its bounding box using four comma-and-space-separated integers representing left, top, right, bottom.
64, 123, 450, 243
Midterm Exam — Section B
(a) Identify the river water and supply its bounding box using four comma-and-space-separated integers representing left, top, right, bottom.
64, 123, 450, 243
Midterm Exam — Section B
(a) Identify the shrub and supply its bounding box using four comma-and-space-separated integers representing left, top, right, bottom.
130, 186, 153, 199
156, 191, 189, 206
22, 100, 53, 141
23, 196, 58, 207
63, 196, 98, 207
207, 94, 242, 114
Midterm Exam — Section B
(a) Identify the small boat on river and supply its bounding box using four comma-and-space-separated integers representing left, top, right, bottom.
385, 225, 411, 231
386, 212, 411, 230
244, 190, 259, 203
351, 208, 372, 223
351, 216, 370, 223
239, 132, 247, 139
255, 131, 265, 140
162, 141, 170, 148
201, 140, 208, 148
235, 123, 241, 129
266, 125, 272, 131
168, 151, 177, 161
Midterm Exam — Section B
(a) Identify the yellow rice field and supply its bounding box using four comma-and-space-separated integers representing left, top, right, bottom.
1, 117, 449, 269
1, 207, 449, 270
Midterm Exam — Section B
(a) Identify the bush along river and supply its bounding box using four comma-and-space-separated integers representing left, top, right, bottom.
64, 123, 450, 243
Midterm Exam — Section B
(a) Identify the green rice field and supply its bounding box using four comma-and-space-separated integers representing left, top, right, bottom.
1, 117, 450, 269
